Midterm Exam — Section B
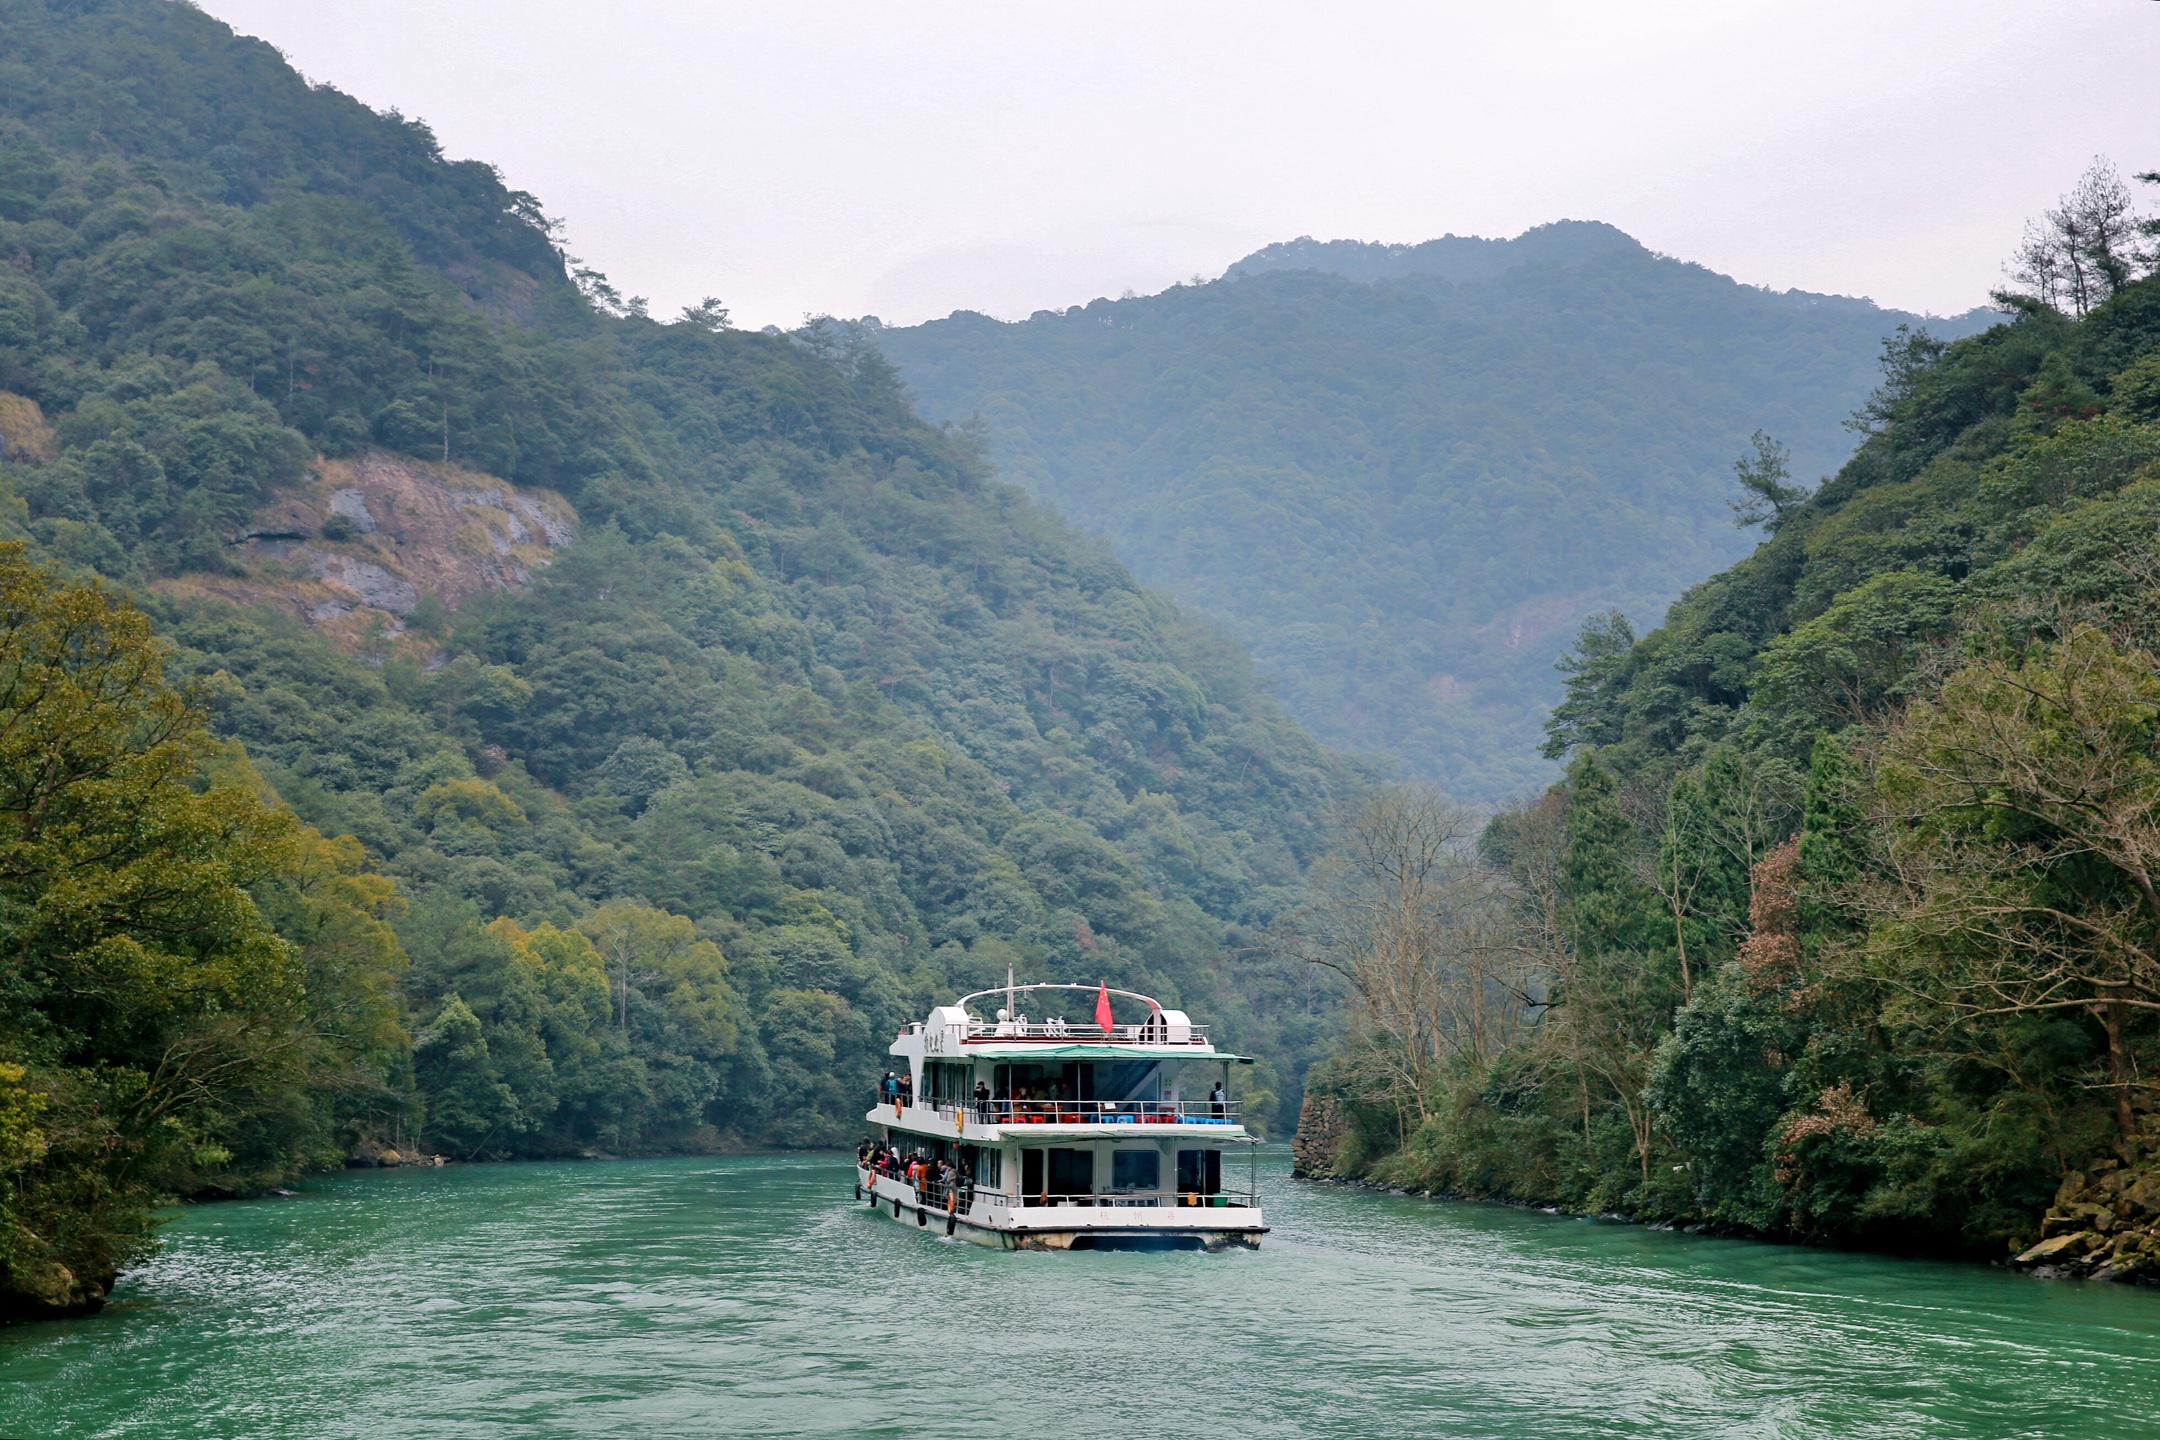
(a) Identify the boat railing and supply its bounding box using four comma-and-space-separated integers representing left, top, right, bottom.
962, 1019, 1210, 1044
872, 1093, 1241, 1126
1000, 1188, 1257, 1209
866, 1170, 1256, 1211
868, 1172, 971, 1211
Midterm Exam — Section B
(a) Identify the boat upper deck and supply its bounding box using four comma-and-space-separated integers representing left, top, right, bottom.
903, 982, 1238, 1061
876, 980, 1254, 1141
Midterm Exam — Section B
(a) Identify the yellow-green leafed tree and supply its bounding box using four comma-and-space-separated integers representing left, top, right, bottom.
486, 917, 610, 1027
0, 544, 313, 1318
237, 824, 413, 1181
576, 902, 737, 1057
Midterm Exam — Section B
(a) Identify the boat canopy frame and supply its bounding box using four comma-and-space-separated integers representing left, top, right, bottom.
955, 981, 1168, 1016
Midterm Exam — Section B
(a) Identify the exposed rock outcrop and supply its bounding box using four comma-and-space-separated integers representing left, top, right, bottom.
160, 450, 576, 646
2012, 1155, 2160, 1283
0, 392, 57, 462
1292, 1092, 1349, 1178
0, 1254, 113, 1323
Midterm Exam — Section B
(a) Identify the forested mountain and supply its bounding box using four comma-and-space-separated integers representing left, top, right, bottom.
874, 225, 1991, 799
1296, 161, 2160, 1269
0, 0, 1354, 1317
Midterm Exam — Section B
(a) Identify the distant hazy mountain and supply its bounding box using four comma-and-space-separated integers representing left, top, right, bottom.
872, 222, 1993, 799
1225, 219, 1644, 284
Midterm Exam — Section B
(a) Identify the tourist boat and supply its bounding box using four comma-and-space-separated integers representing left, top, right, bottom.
856, 980, 1267, 1250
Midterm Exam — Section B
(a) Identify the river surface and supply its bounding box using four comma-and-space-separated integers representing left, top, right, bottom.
3, 1148, 2157, 1439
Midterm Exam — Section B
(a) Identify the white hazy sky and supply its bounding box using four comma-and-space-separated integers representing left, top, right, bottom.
196, 1, 2160, 329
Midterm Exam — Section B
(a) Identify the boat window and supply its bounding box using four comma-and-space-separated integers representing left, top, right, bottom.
967, 1146, 1001, 1189
993, 1062, 1093, 1102
924, 1061, 972, 1104
1046, 1148, 1094, 1196
1176, 1149, 1221, 1195
1111, 1149, 1160, 1191
1021, 1147, 1044, 1198
1094, 1060, 1161, 1103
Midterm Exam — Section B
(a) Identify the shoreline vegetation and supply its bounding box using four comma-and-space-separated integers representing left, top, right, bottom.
1286, 159, 2160, 1288
1293, 1097, 2160, 1284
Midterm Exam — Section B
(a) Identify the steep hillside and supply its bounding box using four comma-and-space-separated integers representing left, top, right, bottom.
1297, 162, 2160, 1266
0, 0, 1355, 1313
874, 224, 1990, 799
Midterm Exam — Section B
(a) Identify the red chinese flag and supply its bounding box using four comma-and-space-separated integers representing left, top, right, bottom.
1094, 983, 1114, 1033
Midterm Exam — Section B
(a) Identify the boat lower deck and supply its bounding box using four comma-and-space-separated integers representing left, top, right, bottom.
857, 1168, 1265, 1251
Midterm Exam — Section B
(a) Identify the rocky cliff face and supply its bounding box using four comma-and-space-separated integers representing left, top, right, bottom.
1292, 1092, 1349, 1178
0, 393, 57, 463
2012, 1156, 2160, 1283
160, 451, 576, 648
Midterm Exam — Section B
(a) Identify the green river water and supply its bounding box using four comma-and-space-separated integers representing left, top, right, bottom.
2, 1147, 2156, 1439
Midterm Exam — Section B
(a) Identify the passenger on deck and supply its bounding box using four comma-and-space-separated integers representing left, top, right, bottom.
1210, 1081, 1227, 1118
973, 1079, 991, 1122
881, 1072, 899, 1113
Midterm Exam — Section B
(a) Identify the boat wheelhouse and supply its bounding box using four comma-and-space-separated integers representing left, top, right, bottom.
857, 981, 1266, 1250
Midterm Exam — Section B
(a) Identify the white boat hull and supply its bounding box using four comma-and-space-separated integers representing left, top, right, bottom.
857, 1168, 1264, 1251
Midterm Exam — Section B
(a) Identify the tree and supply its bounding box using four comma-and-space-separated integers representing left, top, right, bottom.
1542, 612, 1636, 759
411, 995, 521, 1159
0, 545, 307, 1316
676, 297, 732, 331
1752, 571, 1962, 733
220, 811, 410, 1187
2136, 170, 2160, 277
1638, 744, 1800, 1004
1849, 325, 1949, 438
1645, 839, 1815, 1229
2003, 158, 2149, 317
1866, 625, 2160, 1141
1279, 786, 1535, 1132
1728, 430, 1809, 530
576, 901, 730, 1046
1556, 755, 1677, 1186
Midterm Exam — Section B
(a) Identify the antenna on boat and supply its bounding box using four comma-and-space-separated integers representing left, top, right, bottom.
1006, 964, 1015, 1027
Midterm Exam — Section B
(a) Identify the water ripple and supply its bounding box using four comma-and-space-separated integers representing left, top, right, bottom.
2, 1150, 2156, 1439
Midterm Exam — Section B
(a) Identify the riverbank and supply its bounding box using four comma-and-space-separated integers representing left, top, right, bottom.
1292, 1094, 2160, 1286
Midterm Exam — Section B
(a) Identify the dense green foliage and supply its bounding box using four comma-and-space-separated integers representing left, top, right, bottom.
875, 226, 1988, 799
0, 544, 407, 1316
0, 0, 1355, 1313
1307, 193, 2160, 1259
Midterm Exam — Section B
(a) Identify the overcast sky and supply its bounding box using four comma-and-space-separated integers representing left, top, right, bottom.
197, 1, 2159, 329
